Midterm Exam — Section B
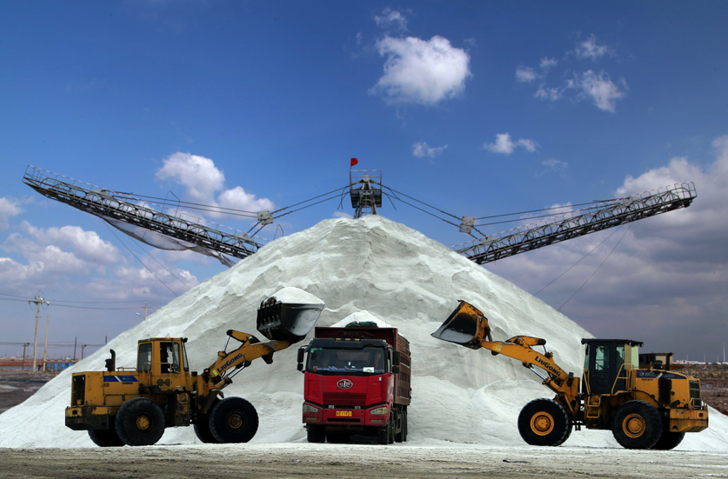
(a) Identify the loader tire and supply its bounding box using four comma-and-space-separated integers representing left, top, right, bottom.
88, 427, 125, 447
193, 399, 220, 444
115, 397, 165, 446
652, 422, 685, 450
210, 397, 259, 443
518, 398, 571, 446
612, 400, 663, 450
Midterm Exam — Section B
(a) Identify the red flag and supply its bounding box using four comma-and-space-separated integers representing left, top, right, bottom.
350, 158, 358, 167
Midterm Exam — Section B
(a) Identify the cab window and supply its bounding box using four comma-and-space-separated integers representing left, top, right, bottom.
160, 342, 181, 374
138, 343, 152, 372
595, 345, 610, 372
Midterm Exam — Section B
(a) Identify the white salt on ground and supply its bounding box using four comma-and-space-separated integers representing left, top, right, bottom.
1, 216, 726, 451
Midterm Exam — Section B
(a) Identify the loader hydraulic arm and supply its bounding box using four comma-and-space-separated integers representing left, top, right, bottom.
203, 329, 292, 390
432, 300, 581, 413
479, 336, 577, 400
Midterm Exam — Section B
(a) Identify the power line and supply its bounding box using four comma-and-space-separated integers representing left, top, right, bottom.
100, 221, 180, 297
557, 225, 630, 312
535, 226, 624, 296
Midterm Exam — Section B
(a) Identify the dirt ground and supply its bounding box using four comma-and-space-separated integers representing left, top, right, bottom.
0, 370, 58, 415
2, 369, 728, 478
1, 443, 727, 479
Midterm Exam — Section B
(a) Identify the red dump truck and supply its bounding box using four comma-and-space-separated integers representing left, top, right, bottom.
297, 324, 411, 444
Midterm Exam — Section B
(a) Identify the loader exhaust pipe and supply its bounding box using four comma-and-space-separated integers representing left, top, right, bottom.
431, 300, 492, 349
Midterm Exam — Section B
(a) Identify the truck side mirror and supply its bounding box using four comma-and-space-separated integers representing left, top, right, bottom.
297, 346, 305, 372
392, 350, 401, 366
392, 365, 400, 374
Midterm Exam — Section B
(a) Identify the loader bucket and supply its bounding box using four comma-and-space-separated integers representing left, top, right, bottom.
431, 300, 492, 349
257, 298, 324, 344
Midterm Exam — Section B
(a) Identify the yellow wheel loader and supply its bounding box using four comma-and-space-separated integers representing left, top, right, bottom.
431, 300, 708, 450
65, 294, 324, 447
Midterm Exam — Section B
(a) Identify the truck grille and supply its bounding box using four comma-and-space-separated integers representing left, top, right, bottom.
72, 375, 86, 405
323, 392, 366, 405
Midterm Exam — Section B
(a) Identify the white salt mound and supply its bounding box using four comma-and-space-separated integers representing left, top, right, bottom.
1, 216, 727, 450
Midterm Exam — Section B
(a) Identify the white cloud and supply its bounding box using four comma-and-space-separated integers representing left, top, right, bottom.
515, 66, 538, 83
371, 35, 471, 105
156, 152, 224, 203
0, 198, 21, 230
483, 133, 538, 155
519, 35, 625, 112
20, 222, 119, 265
540, 57, 558, 70
576, 70, 626, 113
374, 8, 408, 31
534, 85, 564, 101
333, 211, 353, 219
575, 34, 612, 61
413, 141, 448, 159
486, 135, 728, 359
543, 158, 568, 172
156, 152, 275, 217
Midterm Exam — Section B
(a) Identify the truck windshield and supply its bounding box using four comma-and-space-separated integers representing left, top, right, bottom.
307, 347, 387, 374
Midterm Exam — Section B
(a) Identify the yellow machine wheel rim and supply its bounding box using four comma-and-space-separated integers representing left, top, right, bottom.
136, 414, 151, 431
227, 413, 244, 430
530, 412, 555, 436
622, 413, 646, 438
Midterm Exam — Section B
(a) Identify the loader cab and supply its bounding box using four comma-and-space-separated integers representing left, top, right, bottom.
581, 339, 642, 395
137, 338, 190, 381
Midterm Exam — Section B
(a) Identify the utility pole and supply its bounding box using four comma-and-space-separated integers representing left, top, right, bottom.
73, 337, 77, 362
42, 315, 49, 372
81, 344, 88, 359
21, 343, 30, 371
28, 293, 50, 372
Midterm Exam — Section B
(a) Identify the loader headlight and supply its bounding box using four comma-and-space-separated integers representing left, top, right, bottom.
370, 407, 388, 416
303, 404, 319, 414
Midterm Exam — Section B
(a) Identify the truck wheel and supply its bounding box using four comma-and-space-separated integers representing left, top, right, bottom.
306, 425, 326, 443
210, 397, 259, 443
652, 422, 685, 450
193, 399, 220, 444
395, 409, 408, 442
612, 400, 663, 449
115, 397, 166, 446
326, 432, 349, 444
88, 428, 125, 447
518, 398, 571, 446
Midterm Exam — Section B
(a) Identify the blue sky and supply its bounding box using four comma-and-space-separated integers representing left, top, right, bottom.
1, 1, 726, 362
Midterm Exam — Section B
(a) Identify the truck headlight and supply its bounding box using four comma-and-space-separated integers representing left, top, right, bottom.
303, 404, 319, 414
370, 407, 388, 415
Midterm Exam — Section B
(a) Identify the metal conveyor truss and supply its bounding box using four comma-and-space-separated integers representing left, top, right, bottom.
22, 166, 262, 263
454, 182, 697, 264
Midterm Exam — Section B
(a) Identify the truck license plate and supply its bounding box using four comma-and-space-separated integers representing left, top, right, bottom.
336, 411, 352, 417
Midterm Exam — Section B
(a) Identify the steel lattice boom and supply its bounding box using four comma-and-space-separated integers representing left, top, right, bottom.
23, 166, 262, 263
454, 182, 697, 264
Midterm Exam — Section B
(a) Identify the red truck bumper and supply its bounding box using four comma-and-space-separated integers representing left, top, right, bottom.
303, 402, 390, 428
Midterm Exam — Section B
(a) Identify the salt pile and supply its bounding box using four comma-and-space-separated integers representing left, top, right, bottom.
1, 216, 727, 450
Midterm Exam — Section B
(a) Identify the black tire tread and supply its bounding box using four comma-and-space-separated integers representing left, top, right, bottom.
88, 427, 125, 447
518, 398, 571, 447
210, 397, 259, 443
115, 397, 166, 447
611, 400, 663, 450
